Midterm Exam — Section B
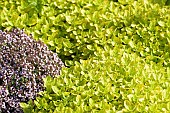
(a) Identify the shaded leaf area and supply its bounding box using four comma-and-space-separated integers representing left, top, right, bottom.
23, 46, 170, 113
147, 0, 170, 6
0, 0, 170, 67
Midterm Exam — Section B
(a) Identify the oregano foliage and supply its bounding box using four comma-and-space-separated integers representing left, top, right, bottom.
0, 28, 64, 113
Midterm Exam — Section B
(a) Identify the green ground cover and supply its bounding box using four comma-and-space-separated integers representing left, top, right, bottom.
0, 0, 170, 112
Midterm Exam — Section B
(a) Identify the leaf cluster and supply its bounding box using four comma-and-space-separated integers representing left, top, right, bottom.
0, 0, 170, 67
0, 0, 170, 113
22, 46, 170, 113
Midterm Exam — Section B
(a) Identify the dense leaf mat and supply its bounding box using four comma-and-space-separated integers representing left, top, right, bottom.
22, 46, 170, 112
0, 0, 170, 113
